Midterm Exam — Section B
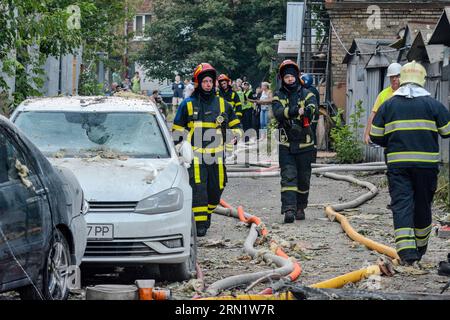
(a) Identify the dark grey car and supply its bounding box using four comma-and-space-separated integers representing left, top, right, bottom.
0, 115, 87, 300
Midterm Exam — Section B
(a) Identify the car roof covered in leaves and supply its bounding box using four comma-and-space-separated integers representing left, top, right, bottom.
15, 96, 157, 113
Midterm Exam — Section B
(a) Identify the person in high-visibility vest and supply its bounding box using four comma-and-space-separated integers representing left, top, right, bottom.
364, 62, 401, 144
172, 63, 243, 237
241, 82, 256, 142
370, 61, 450, 265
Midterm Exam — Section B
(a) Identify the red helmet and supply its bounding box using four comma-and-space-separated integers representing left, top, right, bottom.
192, 63, 217, 88
279, 59, 304, 85
217, 74, 231, 85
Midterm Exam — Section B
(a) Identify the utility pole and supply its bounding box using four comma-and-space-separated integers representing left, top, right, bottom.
123, 0, 129, 79
296, 2, 306, 65
72, 55, 77, 96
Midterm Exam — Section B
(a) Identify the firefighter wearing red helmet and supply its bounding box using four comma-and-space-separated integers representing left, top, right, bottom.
272, 60, 319, 223
216, 74, 243, 159
217, 74, 243, 119
172, 63, 243, 237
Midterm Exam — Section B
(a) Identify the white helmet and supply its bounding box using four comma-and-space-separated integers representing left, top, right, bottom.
386, 63, 402, 77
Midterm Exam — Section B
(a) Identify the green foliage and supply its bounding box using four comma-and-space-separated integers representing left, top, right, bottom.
330, 100, 365, 164
78, 69, 103, 96
310, 2, 328, 47
77, 0, 130, 70
0, 92, 12, 116
0, 1, 129, 105
0, 0, 83, 106
435, 165, 450, 211
139, 0, 287, 82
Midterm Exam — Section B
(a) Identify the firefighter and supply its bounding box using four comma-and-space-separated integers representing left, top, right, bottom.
217, 74, 243, 119
172, 63, 243, 237
217, 74, 243, 159
272, 60, 319, 223
370, 61, 450, 265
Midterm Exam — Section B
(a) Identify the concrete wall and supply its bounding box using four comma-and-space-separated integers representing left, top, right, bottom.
42, 51, 82, 96
0, 49, 82, 103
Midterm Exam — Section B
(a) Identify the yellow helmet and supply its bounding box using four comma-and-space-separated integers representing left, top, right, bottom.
400, 61, 427, 87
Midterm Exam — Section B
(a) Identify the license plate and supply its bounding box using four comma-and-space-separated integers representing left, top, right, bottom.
87, 224, 114, 240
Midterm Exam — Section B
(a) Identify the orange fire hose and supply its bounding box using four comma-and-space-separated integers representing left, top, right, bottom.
274, 247, 302, 281
222, 201, 299, 280
325, 206, 400, 260
203, 199, 302, 293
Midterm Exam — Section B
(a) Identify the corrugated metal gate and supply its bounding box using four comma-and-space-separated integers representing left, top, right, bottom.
364, 68, 385, 162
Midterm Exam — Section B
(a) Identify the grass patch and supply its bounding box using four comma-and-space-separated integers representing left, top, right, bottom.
435, 164, 449, 211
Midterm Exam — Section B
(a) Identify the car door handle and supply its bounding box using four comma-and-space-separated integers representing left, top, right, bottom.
35, 187, 48, 196
27, 196, 42, 204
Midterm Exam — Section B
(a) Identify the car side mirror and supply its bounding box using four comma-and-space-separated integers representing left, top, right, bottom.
177, 141, 193, 166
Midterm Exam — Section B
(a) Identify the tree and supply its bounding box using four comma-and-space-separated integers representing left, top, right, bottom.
0, 1, 82, 106
139, 0, 287, 83
0, 1, 131, 108
76, 0, 131, 72
231, 0, 287, 81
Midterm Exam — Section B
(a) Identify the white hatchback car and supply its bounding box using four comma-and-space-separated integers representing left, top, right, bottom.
11, 96, 196, 281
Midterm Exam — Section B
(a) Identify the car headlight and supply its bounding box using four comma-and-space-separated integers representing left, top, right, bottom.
135, 188, 184, 214
82, 199, 90, 215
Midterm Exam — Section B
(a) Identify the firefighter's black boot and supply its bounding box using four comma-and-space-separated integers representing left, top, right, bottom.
196, 222, 208, 237
283, 210, 295, 224
295, 208, 305, 220
438, 261, 450, 276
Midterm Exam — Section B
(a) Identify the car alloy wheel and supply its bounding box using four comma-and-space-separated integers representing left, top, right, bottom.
19, 229, 72, 300
46, 232, 71, 300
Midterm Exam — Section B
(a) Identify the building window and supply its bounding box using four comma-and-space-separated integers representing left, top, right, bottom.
134, 14, 151, 40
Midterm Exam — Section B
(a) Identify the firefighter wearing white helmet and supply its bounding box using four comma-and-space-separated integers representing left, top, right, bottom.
364, 62, 402, 144
369, 61, 450, 266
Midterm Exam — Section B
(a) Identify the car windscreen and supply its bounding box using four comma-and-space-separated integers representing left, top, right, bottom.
14, 111, 170, 159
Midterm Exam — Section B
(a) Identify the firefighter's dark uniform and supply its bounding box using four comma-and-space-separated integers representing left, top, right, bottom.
217, 86, 243, 155
272, 82, 318, 221
370, 93, 450, 263
217, 88, 243, 120
173, 93, 242, 236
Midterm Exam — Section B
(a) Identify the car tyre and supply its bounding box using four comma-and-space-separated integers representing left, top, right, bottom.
19, 229, 72, 300
160, 215, 197, 282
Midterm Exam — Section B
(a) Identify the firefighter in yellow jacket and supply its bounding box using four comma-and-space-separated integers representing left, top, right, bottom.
172, 63, 243, 236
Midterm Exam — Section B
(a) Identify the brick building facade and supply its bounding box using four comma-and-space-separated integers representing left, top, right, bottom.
127, 0, 154, 55
325, 0, 446, 108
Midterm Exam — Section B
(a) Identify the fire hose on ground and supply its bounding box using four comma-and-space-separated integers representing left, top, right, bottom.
192, 162, 450, 299
202, 201, 301, 297
319, 171, 400, 260
226, 164, 388, 178
196, 163, 409, 299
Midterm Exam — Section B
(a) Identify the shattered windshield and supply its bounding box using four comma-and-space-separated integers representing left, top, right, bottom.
14, 111, 169, 159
